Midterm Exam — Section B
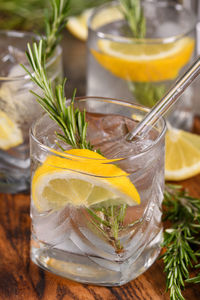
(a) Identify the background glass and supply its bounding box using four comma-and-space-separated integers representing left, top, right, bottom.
87, 0, 196, 130
30, 97, 166, 286
0, 30, 63, 193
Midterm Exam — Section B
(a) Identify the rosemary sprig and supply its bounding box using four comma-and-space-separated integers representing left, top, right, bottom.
119, 0, 166, 107
119, 0, 146, 38
22, 40, 93, 150
161, 184, 200, 300
44, 0, 70, 58
129, 82, 166, 107
87, 203, 128, 253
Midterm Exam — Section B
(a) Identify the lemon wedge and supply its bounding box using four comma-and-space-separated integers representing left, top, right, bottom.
66, 9, 93, 41
0, 110, 23, 150
91, 37, 194, 82
66, 6, 123, 41
165, 129, 200, 181
32, 149, 140, 212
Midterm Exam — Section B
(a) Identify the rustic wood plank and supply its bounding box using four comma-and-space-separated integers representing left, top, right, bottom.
0, 200, 38, 299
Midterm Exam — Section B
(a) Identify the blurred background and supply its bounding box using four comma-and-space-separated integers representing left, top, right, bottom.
0, 0, 199, 112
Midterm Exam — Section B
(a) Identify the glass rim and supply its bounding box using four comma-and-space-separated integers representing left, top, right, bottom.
30, 96, 166, 162
88, 0, 197, 44
0, 30, 62, 82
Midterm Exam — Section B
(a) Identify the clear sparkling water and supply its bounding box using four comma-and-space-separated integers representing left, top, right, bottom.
31, 112, 165, 286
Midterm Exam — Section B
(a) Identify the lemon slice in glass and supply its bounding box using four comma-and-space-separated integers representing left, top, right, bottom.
0, 110, 23, 150
165, 129, 200, 181
91, 37, 194, 82
32, 149, 140, 212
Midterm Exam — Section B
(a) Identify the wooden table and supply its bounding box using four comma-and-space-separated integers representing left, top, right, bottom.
0, 32, 200, 300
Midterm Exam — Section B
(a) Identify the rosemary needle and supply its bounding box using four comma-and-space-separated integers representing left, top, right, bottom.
161, 184, 200, 300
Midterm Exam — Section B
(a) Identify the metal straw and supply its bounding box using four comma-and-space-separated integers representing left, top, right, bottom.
126, 56, 200, 141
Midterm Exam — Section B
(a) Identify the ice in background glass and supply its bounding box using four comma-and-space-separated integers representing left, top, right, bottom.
87, 1, 196, 130
30, 97, 166, 286
0, 30, 63, 193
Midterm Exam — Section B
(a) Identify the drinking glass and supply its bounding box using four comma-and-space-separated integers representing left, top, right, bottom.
30, 97, 166, 286
87, 0, 196, 130
0, 30, 63, 193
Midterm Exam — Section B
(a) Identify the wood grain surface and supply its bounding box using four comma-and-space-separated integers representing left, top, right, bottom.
0, 32, 200, 300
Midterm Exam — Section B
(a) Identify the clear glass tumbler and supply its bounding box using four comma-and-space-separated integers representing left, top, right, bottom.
30, 97, 166, 286
0, 30, 63, 193
87, 0, 196, 130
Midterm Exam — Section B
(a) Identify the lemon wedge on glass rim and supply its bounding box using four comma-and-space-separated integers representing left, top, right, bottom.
91, 37, 194, 82
165, 129, 200, 181
32, 149, 140, 212
0, 110, 23, 150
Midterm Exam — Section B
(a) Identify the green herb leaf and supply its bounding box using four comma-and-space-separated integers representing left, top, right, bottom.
22, 39, 94, 150
44, 0, 70, 58
119, 0, 146, 38
129, 81, 166, 108
162, 184, 200, 300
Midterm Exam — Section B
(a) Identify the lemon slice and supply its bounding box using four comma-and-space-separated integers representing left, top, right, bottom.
91, 37, 194, 82
66, 9, 93, 41
32, 149, 140, 212
0, 110, 23, 150
66, 6, 123, 41
165, 129, 200, 181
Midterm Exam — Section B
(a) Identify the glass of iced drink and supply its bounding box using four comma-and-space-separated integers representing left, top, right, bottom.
0, 30, 63, 193
87, 0, 196, 130
30, 97, 166, 286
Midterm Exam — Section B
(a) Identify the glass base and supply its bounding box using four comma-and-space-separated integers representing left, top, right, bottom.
31, 229, 162, 286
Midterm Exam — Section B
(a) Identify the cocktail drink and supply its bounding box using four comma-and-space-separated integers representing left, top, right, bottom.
87, 1, 196, 130
30, 97, 166, 286
0, 31, 63, 193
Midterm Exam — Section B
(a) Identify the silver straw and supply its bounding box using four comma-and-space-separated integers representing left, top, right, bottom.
126, 56, 200, 141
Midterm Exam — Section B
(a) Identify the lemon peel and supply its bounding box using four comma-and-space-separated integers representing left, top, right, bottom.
165, 129, 200, 181
32, 148, 140, 212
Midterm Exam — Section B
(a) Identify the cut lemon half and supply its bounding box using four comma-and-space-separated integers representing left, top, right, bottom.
0, 110, 23, 150
32, 149, 140, 212
165, 129, 200, 181
66, 9, 93, 41
91, 37, 194, 82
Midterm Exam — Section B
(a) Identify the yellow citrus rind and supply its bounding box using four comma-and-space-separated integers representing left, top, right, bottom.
165, 129, 200, 181
91, 37, 194, 82
32, 148, 140, 212
0, 110, 23, 150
